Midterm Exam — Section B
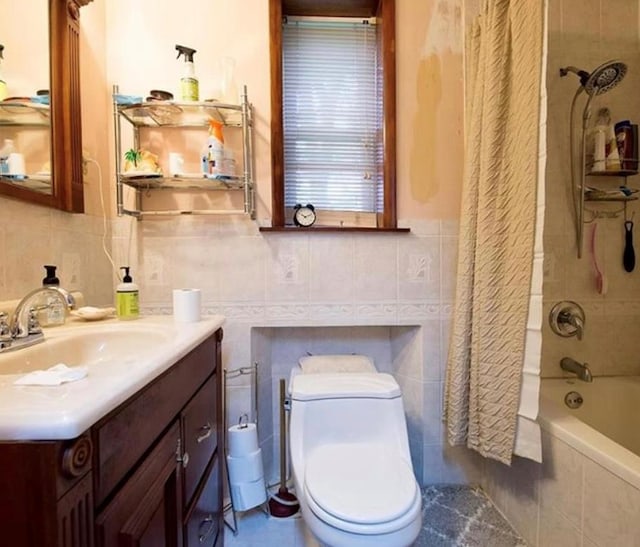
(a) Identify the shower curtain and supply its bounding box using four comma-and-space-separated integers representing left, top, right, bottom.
444, 0, 545, 464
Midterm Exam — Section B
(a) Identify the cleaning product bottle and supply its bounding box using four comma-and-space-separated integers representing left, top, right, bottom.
116, 266, 139, 320
40, 265, 66, 327
175, 44, 199, 102
206, 119, 224, 177
0, 45, 7, 102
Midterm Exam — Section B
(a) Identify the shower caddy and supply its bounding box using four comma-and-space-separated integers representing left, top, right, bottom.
560, 61, 637, 258
112, 84, 255, 219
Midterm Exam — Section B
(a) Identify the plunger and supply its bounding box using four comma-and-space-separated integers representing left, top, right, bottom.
268, 378, 300, 517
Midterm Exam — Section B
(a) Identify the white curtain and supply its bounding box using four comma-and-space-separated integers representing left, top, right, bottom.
444, 0, 545, 464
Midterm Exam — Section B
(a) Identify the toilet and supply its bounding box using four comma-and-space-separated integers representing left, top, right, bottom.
288, 355, 422, 547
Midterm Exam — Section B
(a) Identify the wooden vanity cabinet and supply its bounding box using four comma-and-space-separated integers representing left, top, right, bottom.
0, 328, 224, 547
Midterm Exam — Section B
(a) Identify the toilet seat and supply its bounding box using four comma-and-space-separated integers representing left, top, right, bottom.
303, 442, 420, 535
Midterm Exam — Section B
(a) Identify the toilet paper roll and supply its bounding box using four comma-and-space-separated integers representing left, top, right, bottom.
227, 422, 259, 457
172, 288, 201, 323
229, 477, 267, 511
227, 449, 264, 484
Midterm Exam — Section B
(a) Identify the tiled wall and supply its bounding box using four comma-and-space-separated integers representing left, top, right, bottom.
0, 196, 114, 306
542, 0, 640, 378
481, 430, 640, 546
113, 215, 482, 487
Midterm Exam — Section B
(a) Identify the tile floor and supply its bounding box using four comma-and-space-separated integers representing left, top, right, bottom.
224, 485, 526, 547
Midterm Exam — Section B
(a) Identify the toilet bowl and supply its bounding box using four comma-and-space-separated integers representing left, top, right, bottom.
288, 356, 422, 547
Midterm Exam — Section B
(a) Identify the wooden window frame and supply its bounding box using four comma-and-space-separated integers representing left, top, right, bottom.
268, 0, 398, 230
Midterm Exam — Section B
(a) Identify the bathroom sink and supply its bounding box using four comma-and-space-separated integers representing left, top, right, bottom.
0, 324, 173, 376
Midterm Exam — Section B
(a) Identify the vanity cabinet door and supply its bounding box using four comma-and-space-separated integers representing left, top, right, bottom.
95, 421, 183, 547
182, 372, 218, 505
184, 455, 222, 547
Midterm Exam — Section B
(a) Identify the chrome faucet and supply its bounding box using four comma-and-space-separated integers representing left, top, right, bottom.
560, 357, 593, 382
5, 287, 75, 348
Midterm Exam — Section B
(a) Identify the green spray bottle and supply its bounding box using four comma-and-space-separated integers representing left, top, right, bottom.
0, 45, 7, 102
175, 44, 199, 102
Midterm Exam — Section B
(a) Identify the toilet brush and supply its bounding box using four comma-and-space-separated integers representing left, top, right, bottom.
268, 378, 300, 518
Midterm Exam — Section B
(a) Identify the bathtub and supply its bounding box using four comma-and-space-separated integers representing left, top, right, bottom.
539, 376, 640, 490
481, 377, 640, 545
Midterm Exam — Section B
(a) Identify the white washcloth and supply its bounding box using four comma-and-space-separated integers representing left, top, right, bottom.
14, 364, 88, 386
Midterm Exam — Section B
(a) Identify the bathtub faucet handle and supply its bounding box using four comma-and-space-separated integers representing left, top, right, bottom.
550, 301, 586, 341
561, 312, 584, 340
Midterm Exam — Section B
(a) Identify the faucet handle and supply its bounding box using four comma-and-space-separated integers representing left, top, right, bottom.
549, 301, 586, 340
27, 308, 42, 335
0, 312, 10, 338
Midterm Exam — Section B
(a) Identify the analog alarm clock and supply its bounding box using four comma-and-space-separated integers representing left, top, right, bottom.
293, 203, 316, 227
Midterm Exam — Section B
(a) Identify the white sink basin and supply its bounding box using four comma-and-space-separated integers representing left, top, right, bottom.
0, 323, 173, 376
0, 315, 225, 441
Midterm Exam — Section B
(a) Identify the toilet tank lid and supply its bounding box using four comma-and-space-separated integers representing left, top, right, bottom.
298, 354, 377, 374
290, 373, 401, 400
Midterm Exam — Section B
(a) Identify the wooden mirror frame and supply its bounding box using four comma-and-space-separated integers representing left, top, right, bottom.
0, 0, 91, 213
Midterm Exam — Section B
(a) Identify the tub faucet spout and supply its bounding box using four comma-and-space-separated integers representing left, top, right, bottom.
560, 357, 593, 382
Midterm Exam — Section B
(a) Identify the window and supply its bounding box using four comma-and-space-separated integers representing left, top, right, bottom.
268, 0, 398, 230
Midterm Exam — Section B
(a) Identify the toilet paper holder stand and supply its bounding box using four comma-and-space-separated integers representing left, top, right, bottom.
223, 363, 269, 534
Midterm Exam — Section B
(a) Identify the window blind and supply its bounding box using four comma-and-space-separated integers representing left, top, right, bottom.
282, 18, 382, 213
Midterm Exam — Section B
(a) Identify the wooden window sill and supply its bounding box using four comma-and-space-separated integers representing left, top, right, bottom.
259, 226, 411, 233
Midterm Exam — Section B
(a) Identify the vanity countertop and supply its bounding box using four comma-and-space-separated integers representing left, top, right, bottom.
0, 315, 225, 441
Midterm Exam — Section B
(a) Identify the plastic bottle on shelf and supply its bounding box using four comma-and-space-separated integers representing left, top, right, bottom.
595, 108, 622, 171
0, 44, 7, 102
615, 120, 638, 172
175, 44, 199, 102
206, 119, 225, 177
590, 122, 607, 173
0, 138, 14, 175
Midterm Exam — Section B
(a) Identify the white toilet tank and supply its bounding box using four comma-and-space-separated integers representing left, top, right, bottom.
289, 372, 412, 460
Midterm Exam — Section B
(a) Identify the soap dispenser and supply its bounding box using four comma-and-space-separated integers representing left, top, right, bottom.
40, 265, 66, 327
116, 266, 139, 320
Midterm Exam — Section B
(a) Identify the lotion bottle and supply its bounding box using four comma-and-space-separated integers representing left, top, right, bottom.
116, 266, 139, 320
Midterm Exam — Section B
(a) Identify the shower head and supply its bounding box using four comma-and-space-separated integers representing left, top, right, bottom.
559, 60, 627, 96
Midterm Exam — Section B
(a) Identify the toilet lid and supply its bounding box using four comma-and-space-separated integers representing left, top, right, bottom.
304, 443, 418, 525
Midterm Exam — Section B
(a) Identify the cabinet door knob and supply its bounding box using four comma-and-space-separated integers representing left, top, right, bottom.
198, 514, 215, 543
177, 450, 189, 468
196, 422, 212, 444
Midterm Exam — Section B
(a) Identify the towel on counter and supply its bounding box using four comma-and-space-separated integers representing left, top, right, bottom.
14, 364, 88, 386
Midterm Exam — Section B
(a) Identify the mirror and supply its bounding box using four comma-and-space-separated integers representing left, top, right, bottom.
0, 0, 91, 213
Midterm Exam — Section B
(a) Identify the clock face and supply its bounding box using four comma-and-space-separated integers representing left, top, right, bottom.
294, 204, 316, 227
